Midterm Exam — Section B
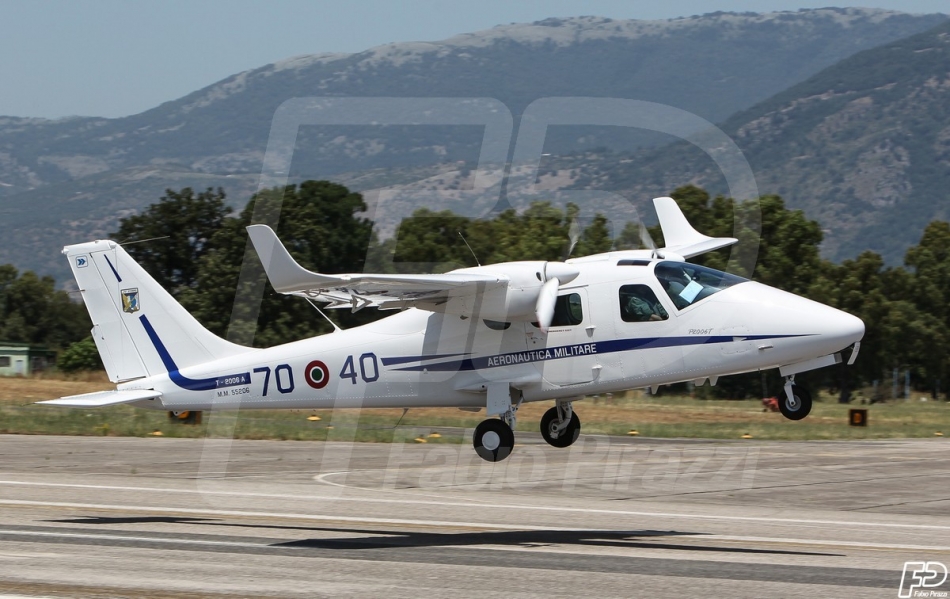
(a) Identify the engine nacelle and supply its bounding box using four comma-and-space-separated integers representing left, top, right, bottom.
430, 261, 579, 322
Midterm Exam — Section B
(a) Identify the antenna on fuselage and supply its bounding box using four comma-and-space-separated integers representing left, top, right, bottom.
458, 231, 481, 267
393, 407, 409, 428
117, 235, 171, 246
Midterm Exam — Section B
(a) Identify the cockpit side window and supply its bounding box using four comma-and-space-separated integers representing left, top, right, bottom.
619, 284, 669, 322
654, 261, 747, 310
551, 293, 584, 326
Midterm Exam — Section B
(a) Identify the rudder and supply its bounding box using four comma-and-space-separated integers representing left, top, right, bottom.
64, 240, 248, 383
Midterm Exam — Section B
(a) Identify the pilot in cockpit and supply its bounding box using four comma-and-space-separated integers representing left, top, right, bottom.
621, 284, 668, 322
655, 263, 695, 310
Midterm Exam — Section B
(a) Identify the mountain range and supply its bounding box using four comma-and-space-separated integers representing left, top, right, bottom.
0, 7, 947, 280
559, 17, 950, 262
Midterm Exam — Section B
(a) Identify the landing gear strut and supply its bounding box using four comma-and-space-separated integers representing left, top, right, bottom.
540, 400, 581, 448
473, 382, 519, 462
779, 376, 812, 420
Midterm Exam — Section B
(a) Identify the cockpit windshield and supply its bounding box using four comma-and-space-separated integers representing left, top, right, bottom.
653, 261, 747, 310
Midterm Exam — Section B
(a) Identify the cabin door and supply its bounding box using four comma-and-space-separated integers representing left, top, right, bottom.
530, 289, 600, 386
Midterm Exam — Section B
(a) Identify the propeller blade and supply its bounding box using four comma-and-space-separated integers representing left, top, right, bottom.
564, 217, 581, 260
544, 262, 580, 284
535, 277, 560, 332
639, 219, 656, 251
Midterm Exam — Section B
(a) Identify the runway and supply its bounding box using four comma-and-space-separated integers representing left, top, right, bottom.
1, 432, 948, 598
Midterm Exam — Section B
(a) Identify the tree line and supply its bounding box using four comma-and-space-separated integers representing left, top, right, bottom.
2, 181, 947, 401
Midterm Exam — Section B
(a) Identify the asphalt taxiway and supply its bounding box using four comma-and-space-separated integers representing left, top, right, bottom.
0, 431, 948, 598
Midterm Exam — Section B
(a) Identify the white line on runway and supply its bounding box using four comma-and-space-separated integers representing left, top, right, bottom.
311, 470, 497, 505
0, 499, 573, 532
0, 529, 263, 549
314, 470, 370, 489
702, 535, 950, 552
1, 479, 948, 532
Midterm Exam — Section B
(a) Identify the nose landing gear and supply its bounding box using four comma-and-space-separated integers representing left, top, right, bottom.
473, 418, 515, 462
473, 382, 519, 462
779, 376, 812, 420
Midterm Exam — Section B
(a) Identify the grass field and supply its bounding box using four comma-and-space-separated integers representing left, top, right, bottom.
1, 373, 948, 442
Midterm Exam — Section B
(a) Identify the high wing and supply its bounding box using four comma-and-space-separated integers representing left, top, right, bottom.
246, 224, 506, 312
654, 196, 738, 258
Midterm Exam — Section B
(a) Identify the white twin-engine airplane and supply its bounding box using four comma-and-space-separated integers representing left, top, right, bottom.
43, 197, 864, 462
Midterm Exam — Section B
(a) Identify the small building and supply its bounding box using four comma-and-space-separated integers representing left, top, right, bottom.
0, 343, 56, 376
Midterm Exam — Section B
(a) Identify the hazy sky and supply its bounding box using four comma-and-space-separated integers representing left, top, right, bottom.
1, 0, 946, 119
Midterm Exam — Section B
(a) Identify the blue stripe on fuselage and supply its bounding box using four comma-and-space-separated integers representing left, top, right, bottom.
139, 315, 249, 391
380, 352, 468, 367
390, 334, 809, 372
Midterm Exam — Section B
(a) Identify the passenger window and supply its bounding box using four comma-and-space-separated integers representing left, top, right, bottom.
619, 284, 669, 322
551, 293, 583, 326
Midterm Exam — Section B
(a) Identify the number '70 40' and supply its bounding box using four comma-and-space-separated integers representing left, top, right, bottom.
252, 353, 379, 396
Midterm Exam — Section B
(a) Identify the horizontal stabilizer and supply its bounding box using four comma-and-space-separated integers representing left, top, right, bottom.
654, 197, 738, 259
38, 389, 162, 407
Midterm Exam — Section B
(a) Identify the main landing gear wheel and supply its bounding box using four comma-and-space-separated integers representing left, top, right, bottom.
168, 410, 201, 424
540, 406, 581, 448
779, 384, 812, 421
473, 419, 514, 462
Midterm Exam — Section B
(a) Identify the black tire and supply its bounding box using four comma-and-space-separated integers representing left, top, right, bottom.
540, 407, 581, 448
779, 385, 812, 421
473, 419, 514, 462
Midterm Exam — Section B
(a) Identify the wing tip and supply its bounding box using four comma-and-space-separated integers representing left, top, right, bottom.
246, 224, 324, 293
653, 196, 737, 258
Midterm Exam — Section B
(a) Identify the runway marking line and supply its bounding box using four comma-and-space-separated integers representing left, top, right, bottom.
0, 528, 263, 549
2, 519, 948, 555
0, 500, 572, 532
1, 479, 949, 532
703, 535, 950, 553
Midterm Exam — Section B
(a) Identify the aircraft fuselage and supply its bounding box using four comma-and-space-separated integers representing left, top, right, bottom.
123, 259, 863, 413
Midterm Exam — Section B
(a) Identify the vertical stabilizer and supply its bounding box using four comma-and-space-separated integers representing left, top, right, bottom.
63, 241, 248, 383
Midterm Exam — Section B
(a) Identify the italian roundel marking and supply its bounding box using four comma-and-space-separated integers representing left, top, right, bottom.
305, 360, 330, 389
